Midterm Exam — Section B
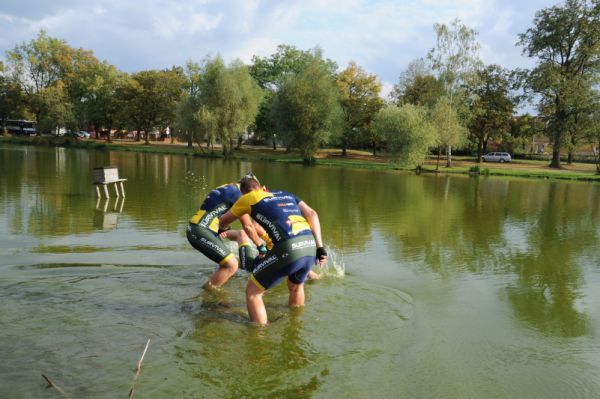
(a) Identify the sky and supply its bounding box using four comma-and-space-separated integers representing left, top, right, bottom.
0, 0, 559, 97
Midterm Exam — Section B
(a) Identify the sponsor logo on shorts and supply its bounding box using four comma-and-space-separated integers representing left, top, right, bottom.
200, 237, 227, 256
291, 239, 316, 251
253, 254, 278, 274
199, 204, 228, 228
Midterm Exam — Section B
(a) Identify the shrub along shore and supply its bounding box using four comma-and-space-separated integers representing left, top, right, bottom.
2, 135, 599, 182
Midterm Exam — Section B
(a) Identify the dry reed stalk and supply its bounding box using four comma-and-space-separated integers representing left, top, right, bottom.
127, 338, 151, 399
42, 374, 71, 399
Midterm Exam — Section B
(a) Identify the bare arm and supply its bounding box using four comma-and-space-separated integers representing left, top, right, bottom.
240, 214, 262, 247
218, 210, 238, 230
298, 201, 323, 248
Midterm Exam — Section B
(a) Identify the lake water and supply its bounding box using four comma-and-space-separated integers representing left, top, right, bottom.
1, 144, 600, 398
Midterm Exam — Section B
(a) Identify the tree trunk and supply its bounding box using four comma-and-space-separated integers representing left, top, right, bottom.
342, 142, 347, 157
436, 146, 441, 171
446, 145, 452, 168
272, 134, 277, 150
567, 133, 577, 164
477, 139, 484, 163
187, 130, 193, 148
550, 139, 561, 168
595, 138, 600, 173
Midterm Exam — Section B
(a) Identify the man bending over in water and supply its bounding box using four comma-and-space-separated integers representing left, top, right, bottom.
219, 174, 327, 324
187, 179, 271, 289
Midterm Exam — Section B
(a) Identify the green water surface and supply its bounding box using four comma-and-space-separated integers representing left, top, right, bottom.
1, 144, 599, 398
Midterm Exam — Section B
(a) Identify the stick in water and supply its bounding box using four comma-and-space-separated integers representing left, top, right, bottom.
41, 374, 71, 399
128, 338, 151, 399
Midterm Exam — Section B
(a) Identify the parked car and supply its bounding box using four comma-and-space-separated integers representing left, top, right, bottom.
78, 131, 90, 139
482, 152, 511, 163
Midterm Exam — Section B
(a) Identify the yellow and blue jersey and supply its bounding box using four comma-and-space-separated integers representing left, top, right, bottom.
189, 183, 241, 232
230, 189, 312, 244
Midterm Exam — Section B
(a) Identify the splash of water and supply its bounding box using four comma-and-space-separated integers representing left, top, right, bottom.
225, 240, 345, 279
317, 245, 345, 278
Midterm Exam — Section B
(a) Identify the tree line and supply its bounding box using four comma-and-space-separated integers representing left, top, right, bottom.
1, 0, 600, 171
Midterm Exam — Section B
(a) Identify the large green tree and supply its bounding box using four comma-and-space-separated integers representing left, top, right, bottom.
272, 58, 342, 163
373, 104, 438, 168
335, 61, 384, 156
6, 30, 75, 134
198, 57, 263, 155
518, 0, 600, 168
428, 19, 481, 167
175, 61, 204, 149
391, 58, 445, 108
83, 62, 125, 142
120, 68, 185, 144
0, 61, 26, 128
589, 98, 600, 173
250, 45, 337, 146
467, 65, 515, 161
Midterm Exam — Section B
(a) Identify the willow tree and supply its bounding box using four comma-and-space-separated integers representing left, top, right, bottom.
428, 19, 481, 167
519, 0, 600, 168
373, 104, 438, 168
199, 57, 262, 155
250, 45, 337, 147
272, 58, 342, 163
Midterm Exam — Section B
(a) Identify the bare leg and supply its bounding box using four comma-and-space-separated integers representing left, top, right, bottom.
220, 230, 240, 241
287, 279, 305, 307
204, 256, 238, 289
307, 270, 320, 280
246, 278, 268, 324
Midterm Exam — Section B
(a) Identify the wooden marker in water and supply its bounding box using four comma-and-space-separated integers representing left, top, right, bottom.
93, 166, 127, 199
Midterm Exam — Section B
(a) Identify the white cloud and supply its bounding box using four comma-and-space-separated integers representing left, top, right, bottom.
0, 0, 559, 84
232, 36, 278, 63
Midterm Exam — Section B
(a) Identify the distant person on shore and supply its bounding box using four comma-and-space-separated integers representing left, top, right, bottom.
218, 174, 327, 324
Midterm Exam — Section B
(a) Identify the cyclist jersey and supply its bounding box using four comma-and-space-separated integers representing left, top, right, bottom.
189, 183, 241, 233
230, 189, 312, 244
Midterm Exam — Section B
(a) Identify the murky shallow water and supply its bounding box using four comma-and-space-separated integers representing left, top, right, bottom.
1, 144, 600, 398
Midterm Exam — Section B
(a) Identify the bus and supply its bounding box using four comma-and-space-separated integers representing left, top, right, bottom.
2, 120, 36, 136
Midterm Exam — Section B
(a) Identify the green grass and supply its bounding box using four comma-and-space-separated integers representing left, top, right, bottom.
3, 136, 599, 182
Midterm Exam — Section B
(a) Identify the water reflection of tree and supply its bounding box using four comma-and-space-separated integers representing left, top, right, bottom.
375, 176, 599, 338
0, 146, 247, 238
505, 183, 595, 337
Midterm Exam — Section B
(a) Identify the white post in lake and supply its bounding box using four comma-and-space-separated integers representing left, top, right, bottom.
93, 166, 127, 199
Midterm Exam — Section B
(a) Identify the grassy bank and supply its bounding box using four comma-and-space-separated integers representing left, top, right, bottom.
2, 135, 599, 182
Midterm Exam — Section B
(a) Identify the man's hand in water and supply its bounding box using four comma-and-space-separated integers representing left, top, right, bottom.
316, 246, 327, 267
